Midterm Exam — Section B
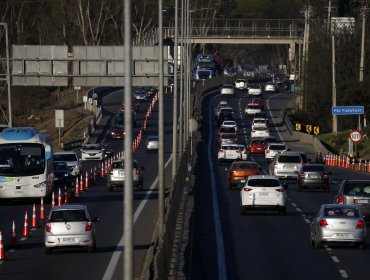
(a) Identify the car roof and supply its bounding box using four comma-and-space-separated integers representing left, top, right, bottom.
322, 203, 358, 209
248, 175, 279, 180
54, 151, 77, 155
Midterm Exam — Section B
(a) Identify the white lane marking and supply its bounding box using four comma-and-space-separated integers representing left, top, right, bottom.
331, 256, 340, 263
207, 96, 228, 280
291, 203, 297, 207
102, 155, 173, 280
296, 208, 302, 212
304, 218, 310, 224
339, 270, 349, 279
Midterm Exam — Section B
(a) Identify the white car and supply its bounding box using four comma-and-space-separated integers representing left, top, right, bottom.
251, 118, 268, 130
220, 84, 235, 96
221, 120, 238, 132
240, 175, 286, 215
245, 104, 262, 116
53, 151, 81, 176
248, 84, 262, 96
217, 144, 243, 163
264, 142, 288, 161
145, 136, 159, 152
251, 127, 270, 138
235, 79, 248, 90
264, 82, 279, 93
81, 144, 105, 161
216, 106, 234, 119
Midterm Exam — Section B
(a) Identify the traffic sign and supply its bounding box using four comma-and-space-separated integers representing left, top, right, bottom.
332, 106, 364, 115
295, 123, 301, 131
314, 126, 319, 135
349, 130, 362, 143
306, 125, 312, 133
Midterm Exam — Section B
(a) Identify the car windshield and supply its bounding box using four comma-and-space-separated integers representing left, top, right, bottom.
324, 207, 359, 217
248, 179, 280, 187
223, 84, 233, 89
302, 165, 325, 172
223, 121, 235, 126
251, 139, 264, 145
278, 155, 301, 163
221, 146, 239, 150
50, 210, 87, 222
84, 145, 100, 150
343, 182, 370, 197
219, 127, 236, 133
53, 162, 68, 170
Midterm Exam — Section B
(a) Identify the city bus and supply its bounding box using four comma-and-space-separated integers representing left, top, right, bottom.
0, 127, 53, 199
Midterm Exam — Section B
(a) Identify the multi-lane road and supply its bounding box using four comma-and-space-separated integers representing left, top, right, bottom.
1, 83, 370, 280
190, 88, 370, 280
0, 88, 175, 279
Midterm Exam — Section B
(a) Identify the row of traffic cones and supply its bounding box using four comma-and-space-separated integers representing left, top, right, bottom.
323, 153, 370, 173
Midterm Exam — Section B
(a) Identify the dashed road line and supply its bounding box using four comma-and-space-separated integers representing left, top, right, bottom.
331, 256, 340, 263
339, 270, 349, 279
304, 218, 310, 224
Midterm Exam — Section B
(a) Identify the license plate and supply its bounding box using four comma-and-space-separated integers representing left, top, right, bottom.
334, 233, 352, 238
356, 199, 369, 204
118, 172, 125, 176
258, 192, 268, 196
62, 237, 76, 243
240, 180, 246, 183
308, 174, 319, 179
14, 190, 23, 194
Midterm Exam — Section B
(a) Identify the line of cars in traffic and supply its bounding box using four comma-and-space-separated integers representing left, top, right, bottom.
216, 81, 369, 250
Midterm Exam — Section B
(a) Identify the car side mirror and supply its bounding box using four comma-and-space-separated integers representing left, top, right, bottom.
92, 217, 100, 222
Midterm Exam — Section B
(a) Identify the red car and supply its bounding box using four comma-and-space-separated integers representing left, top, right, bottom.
120, 103, 139, 113
249, 98, 264, 110
248, 138, 267, 154
110, 126, 125, 139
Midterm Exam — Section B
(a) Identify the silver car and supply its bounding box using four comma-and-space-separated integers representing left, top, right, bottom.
310, 204, 367, 249
146, 136, 159, 152
81, 144, 105, 161
44, 204, 99, 254
107, 159, 144, 191
334, 180, 370, 220
270, 151, 305, 179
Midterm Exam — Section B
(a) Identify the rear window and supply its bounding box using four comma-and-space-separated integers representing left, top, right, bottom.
112, 161, 138, 169
247, 104, 259, 109
269, 145, 286, 151
248, 179, 280, 187
232, 163, 258, 170
251, 139, 264, 145
343, 182, 370, 197
219, 127, 236, 133
278, 155, 301, 163
54, 153, 77, 162
324, 207, 359, 217
302, 165, 325, 172
50, 210, 87, 222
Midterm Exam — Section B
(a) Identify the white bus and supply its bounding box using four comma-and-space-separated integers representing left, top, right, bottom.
0, 127, 53, 199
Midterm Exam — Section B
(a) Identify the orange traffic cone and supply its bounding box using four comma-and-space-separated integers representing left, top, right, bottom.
31, 203, 37, 228
0, 231, 5, 260
58, 188, 62, 206
22, 211, 29, 237
40, 197, 45, 220
64, 186, 69, 204
79, 174, 84, 192
100, 162, 104, 177
10, 220, 17, 249
85, 171, 89, 190
93, 167, 96, 183
75, 177, 80, 197
51, 192, 55, 208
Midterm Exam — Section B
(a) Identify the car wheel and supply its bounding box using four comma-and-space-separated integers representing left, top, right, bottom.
107, 185, 113, 192
314, 236, 322, 249
240, 206, 247, 216
357, 243, 366, 250
45, 247, 53, 255
87, 241, 96, 253
279, 208, 286, 216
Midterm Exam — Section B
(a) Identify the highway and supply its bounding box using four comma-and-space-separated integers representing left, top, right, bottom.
0, 88, 175, 279
190, 89, 370, 280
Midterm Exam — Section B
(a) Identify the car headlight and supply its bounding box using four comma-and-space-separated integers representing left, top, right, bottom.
64, 173, 70, 177
34, 181, 47, 188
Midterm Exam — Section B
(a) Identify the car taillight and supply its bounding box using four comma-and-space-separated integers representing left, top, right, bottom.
275, 188, 284, 192
45, 220, 52, 232
319, 219, 328, 227
136, 168, 141, 175
299, 172, 305, 178
109, 167, 113, 175
356, 220, 365, 229
243, 187, 252, 192
85, 219, 92, 231
338, 195, 344, 204
219, 149, 224, 153
266, 150, 270, 153
323, 173, 329, 179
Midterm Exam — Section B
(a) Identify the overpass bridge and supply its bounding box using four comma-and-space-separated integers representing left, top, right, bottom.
140, 19, 304, 46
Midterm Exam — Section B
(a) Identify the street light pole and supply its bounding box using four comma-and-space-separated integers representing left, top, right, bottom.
172, 0, 179, 178
123, 0, 133, 279
179, 0, 184, 156
359, 5, 368, 83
